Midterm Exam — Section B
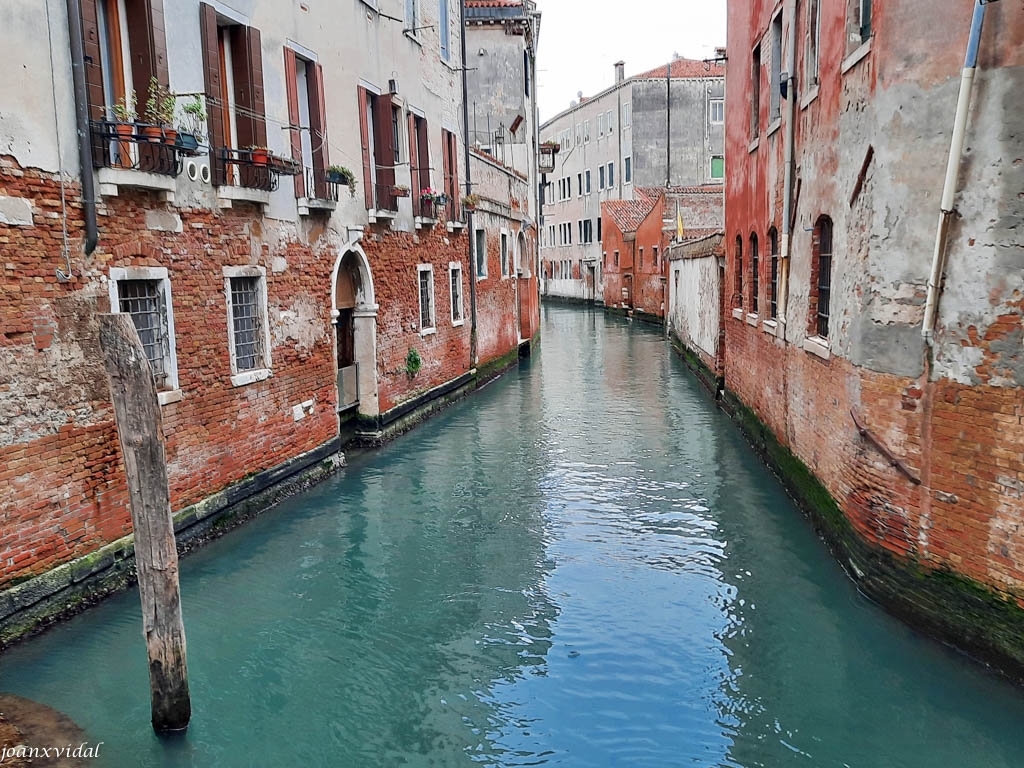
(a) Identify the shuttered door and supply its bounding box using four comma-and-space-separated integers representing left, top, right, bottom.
416, 119, 430, 207
407, 113, 419, 216
372, 95, 396, 210
283, 47, 304, 197
356, 87, 373, 210
308, 63, 329, 200
199, 3, 225, 185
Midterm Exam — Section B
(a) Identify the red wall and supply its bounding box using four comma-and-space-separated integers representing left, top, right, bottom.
601, 195, 667, 317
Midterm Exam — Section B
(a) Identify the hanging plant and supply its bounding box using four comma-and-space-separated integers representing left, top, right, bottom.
405, 347, 422, 377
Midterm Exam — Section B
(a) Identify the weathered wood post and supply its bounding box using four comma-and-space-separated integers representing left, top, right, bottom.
98, 313, 191, 732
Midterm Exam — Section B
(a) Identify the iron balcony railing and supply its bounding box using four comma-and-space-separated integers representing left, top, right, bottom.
303, 167, 341, 202
90, 121, 191, 175
218, 148, 302, 192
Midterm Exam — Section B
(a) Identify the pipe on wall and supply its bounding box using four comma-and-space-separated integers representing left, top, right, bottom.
777, 0, 798, 341
921, 0, 988, 346
65, 0, 98, 256
459, 0, 478, 366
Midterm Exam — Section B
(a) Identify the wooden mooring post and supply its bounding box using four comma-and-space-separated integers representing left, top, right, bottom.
98, 314, 191, 732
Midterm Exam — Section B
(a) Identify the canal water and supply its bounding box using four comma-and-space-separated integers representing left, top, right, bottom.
3, 306, 1024, 767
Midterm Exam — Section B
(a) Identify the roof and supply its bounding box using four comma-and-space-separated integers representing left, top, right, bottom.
465, 0, 523, 6
635, 58, 726, 80
604, 188, 661, 234
668, 184, 724, 195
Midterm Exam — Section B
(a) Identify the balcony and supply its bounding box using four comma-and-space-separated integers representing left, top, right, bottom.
91, 121, 189, 201
367, 182, 403, 223
216, 148, 301, 208
298, 166, 341, 216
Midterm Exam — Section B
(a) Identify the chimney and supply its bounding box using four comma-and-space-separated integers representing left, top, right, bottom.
614, 61, 625, 85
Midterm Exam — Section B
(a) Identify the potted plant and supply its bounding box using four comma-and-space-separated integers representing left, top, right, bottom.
390, 184, 410, 198
326, 165, 357, 197
419, 187, 443, 217
176, 95, 206, 152
111, 91, 137, 167
143, 76, 177, 144
248, 145, 270, 166
462, 193, 480, 211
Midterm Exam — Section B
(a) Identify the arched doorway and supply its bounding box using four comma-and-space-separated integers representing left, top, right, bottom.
331, 244, 379, 419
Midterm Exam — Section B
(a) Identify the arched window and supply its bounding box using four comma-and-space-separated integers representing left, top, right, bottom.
768, 227, 779, 319
750, 233, 759, 314
734, 235, 744, 308
811, 216, 833, 338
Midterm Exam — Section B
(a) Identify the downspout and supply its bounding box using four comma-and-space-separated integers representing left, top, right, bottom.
778, 0, 798, 341
460, 0, 477, 366
665, 62, 671, 187
922, 0, 988, 347
66, 0, 98, 256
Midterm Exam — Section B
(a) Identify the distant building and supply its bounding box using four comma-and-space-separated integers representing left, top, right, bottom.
538, 58, 724, 304
723, 0, 1024, 675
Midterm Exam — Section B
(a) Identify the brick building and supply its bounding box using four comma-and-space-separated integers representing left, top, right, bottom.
539, 56, 725, 305
723, 0, 1024, 673
0, 0, 539, 643
601, 188, 666, 319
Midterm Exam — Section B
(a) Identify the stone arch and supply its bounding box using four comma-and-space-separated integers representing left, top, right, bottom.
330, 240, 380, 419
516, 230, 529, 276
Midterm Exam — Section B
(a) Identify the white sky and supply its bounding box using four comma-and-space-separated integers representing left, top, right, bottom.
534, 0, 727, 123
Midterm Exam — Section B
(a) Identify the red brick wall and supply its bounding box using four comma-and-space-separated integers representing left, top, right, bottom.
1, 159, 337, 587
362, 226, 472, 412
601, 196, 667, 317
472, 226, 520, 367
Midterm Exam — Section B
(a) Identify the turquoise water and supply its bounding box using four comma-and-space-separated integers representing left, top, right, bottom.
2, 306, 1024, 767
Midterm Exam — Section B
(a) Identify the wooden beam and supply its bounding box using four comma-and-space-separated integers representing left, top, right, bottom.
98, 313, 191, 732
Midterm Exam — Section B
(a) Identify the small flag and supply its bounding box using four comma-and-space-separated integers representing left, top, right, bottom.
676, 210, 685, 241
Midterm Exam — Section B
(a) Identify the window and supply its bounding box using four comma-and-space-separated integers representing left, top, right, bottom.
439, 0, 451, 60
567, 176, 572, 197
409, 114, 431, 216
750, 233, 760, 313
624, 157, 632, 183
653, 246, 660, 270
285, 48, 329, 201
406, 0, 418, 30
750, 43, 761, 138
578, 221, 583, 244
524, 51, 531, 97
391, 105, 402, 164
606, 110, 614, 134
710, 155, 725, 180
622, 103, 631, 127
597, 112, 606, 137
813, 216, 833, 338
584, 120, 590, 143
710, 98, 724, 124
110, 266, 179, 394
770, 14, 783, 122
859, 0, 872, 41
578, 172, 583, 197
597, 216, 602, 242
475, 228, 487, 278
805, 0, 821, 84
639, 247, 644, 269
441, 128, 459, 219
501, 231, 510, 277
607, 162, 614, 187
614, 250, 620, 267
418, 265, 435, 332
769, 227, 779, 319
734, 235, 744, 308
222, 266, 270, 383
585, 169, 592, 194
576, 124, 582, 146
358, 88, 399, 210
599, 166, 605, 190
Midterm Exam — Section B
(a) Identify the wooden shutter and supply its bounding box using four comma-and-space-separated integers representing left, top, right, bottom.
283, 47, 303, 197
80, 0, 106, 167
372, 94, 396, 208
448, 130, 460, 219
231, 25, 266, 186
308, 63, 329, 200
407, 113, 419, 215
126, 0, 169, 98
199, 3, 225, 185
441, 128, 451, 218
357, 87, 373, 209
416, 119, 430, 204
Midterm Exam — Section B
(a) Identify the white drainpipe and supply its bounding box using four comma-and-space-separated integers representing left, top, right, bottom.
922, 0, 989, 346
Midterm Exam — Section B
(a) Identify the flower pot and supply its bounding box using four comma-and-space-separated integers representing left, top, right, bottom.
141, 124, 165, 144
251, 148, 269, 166
390, 186, 410, 198
176, 132, 199, 153
162, 127, 178, 147
326, 170, 346, 184
113, 122, 135, 168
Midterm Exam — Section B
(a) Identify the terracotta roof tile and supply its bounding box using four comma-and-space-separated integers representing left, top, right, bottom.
635, 58, 725, 80
604, 188, 661, 234
465, 0, 523, 6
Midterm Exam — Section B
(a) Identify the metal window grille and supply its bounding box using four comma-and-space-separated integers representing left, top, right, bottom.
118, 280, 168, 384
817, 220, 833, 338
451, 268, 463, 322
419, 269, 433, 329
770, 229, 779, 319
751, 235, 760, 313
230, 276, 262, 371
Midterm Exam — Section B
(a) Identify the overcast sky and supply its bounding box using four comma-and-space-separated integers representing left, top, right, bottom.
534, 0, 727, 122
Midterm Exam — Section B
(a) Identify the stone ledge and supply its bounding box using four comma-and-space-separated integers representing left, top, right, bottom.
97, 168, 176, 203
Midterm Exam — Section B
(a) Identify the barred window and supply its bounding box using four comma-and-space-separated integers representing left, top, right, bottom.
229, 276, 263, 371
734, 235, 744, 308
769, 227, 779, 319
418, 265, 435, 331
450, 264, 464, 324
118, 279, 168, 384
817, 217, 833, 338
750, 233, 760, 314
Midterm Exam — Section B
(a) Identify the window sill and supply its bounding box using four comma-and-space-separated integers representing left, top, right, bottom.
800, 82, 820, 110
841, 38, 872, 75
803, 336, 831, 360
368, 208, 397, 224
762, 318, 779, 336
97, 167, 176, 203
217, 186, 271, 208
476, 274, 489, 282
419, 327, 437, 337
731, 307, 745, 320
446, 220, 466, 232
748, 137, 760, 153
298, 197, 337, 216
745, 312, 759, 327
452, 318, 465, 327
403, 30, 422, 47
158, 389, 183, 406
415, 215, 438, 229
766, 117, 782, 138
231, 368, 272, 387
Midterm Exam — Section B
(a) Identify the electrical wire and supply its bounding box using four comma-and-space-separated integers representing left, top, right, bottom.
45, 0, 73, 281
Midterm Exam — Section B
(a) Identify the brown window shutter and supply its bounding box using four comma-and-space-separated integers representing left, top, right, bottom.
283, 47, 303, 198
79, 0, 106, 167
126, 0, 169, 99
447, 130, 460, 219
231, 25, 266, 186
416, 119, 430, 201
199, 3, 225, 185
357, 87, 373, 209
247, 27, 267, 147
372, 94, 395, 208
441, 128, 450, 214
407, 112, 419, 216
308, 63, 329, 200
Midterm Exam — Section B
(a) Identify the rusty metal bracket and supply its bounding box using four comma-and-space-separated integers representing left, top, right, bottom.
850, 408, 922, 485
